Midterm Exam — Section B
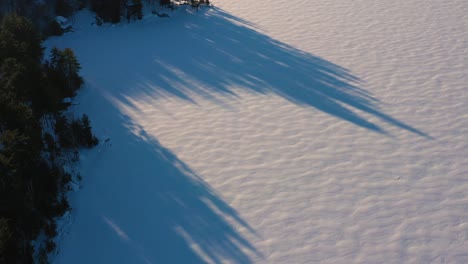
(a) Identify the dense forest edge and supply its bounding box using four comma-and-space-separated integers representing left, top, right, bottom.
1, 1, 211, 263
0, 14, 99, 263
0, 0, 211, 36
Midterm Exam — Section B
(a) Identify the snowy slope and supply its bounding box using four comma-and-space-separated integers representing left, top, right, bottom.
48, 0, 467, 263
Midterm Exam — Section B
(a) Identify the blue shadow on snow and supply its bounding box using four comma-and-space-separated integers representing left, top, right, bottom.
117, 7, 430, 137
57, 6, 432, 264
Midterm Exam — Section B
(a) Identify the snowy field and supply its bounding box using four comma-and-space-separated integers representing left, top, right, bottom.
47, 0, 467, 263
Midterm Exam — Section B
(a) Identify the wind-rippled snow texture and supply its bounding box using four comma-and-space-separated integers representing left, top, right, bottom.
50, 0, 467, 263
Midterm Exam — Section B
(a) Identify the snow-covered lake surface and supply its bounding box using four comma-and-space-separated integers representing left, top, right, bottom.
47, 0, 467, 263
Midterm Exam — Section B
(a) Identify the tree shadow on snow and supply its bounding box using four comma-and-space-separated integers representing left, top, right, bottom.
57, 6, 432, 264
59, 100, 261, 263
114, 7, 429, 137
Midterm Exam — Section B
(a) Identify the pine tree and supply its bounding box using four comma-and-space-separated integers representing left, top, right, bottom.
0, 14, 43, 65
80, 114, 99, 147
61, 48, 82, 79
47, 47, 83, 98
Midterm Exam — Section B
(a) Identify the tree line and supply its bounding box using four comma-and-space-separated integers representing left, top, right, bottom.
91, 0, 211, 23
0, 0, 211, 31
0, 14, 98, 263
0, 1, 213, 262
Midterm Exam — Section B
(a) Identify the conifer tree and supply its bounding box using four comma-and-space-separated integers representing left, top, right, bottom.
80, 114, 99, 147
0, 14, 43, 64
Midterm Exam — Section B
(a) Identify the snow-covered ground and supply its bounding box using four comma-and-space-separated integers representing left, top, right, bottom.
47, 0, 467, 263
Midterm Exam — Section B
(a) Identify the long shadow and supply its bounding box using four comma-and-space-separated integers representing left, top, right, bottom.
53, 6, 431, 264
55, 90, 260, 263
108, 7, 429, 137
